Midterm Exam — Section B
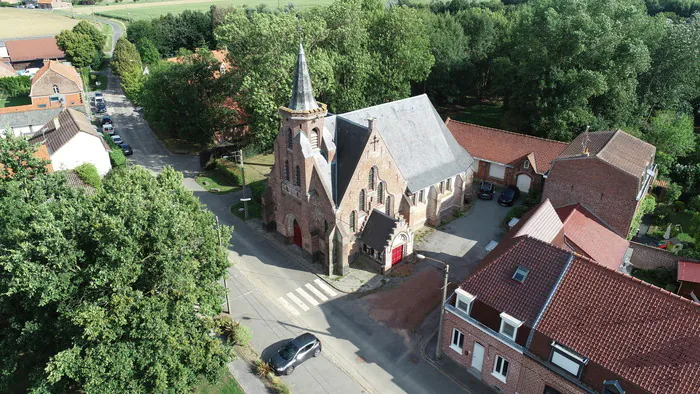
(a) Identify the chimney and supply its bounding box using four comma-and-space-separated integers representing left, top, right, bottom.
582, 125, 590, 156
367, 117, 376, 131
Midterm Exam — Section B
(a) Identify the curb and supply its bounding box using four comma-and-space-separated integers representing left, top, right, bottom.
420, 330, 477, 394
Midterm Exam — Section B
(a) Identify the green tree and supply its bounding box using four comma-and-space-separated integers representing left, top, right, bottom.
112, 38, 145, 104
56, 30, 99, 69
638, 111, 696, 174
73, 20, 105, 51
136, 38, 161, 64
0, 165, 233, 393
0, 130, 48, 185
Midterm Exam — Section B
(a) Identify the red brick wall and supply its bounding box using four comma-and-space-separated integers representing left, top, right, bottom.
475, 159, 543, 193
543, 158, 639, 236
516, 356, 587, 394
442, 311, 525, 394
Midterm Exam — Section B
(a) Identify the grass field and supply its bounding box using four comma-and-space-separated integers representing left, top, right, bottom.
0, 9, 79, 39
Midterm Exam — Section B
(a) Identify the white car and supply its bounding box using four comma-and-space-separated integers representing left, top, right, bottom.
102, 124, 115, 135
21, 68, 40, 77
111, 135, 123, 145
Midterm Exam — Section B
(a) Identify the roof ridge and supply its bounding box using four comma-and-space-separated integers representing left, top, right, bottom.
338, 94, 429, 118
447, 119, 569, 145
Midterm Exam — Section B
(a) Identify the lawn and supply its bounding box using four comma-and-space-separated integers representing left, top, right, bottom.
0, 95, 32, 108
196, 170, 238, 194
231, 199, 262, 220
0, 9, 79, 39
243, 153, 274, 184
438, 98, 505, 129
193, 368, 244, 394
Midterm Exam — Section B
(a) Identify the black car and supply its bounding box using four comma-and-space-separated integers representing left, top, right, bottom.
269, 333, 321, 375
101, 115, 112, 125
119, 143, 133, 156
477, 181, 496, 200
498, 185, 520, 207
96, 102, 107, 114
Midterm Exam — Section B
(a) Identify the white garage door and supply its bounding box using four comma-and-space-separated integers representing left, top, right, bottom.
488, 163, 506, 179
516, 174, 532, 193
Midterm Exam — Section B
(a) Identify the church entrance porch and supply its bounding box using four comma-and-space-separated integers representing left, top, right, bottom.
359, 209, 414, 273
391, 244, 404, 265
293, 220, 302, 248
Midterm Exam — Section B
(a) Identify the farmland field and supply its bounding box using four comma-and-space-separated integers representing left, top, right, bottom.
0, 8, 79, 39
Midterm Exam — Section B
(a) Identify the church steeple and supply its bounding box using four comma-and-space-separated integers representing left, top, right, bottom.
288, 43, 319, 111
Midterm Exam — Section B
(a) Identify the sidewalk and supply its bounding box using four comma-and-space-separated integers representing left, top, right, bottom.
421, 331, 497, 394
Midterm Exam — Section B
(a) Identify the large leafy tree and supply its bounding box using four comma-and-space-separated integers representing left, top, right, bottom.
0, 130, 49, 184
112, 38, 145, 104
56, 21, 105, 69
72, 20, 106, 52
0, 163, 233, 392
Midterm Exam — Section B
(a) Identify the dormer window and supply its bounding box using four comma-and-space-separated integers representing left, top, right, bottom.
550, 342, 587, 378
455, 288, 475, 315
499, 312, 522, 341
523, 160, 530, 170
52, 85, 59, 94
512, 266, 530, 283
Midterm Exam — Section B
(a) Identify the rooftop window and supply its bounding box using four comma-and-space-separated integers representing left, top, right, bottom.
512, 266, 530, 283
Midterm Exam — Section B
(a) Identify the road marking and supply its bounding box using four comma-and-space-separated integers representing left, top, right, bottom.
314, 278, 338, 297
296, 287, 320, 306
287, 292, 309, 311
278, 296, 300, 316
305, 283, 328, 302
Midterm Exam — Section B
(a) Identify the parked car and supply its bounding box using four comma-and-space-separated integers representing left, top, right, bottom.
20, 68, 40, 77
101, 115, 112, 125
119, 143, 133, 156
102, 124, 115, 135
269, 333, 321, 375
96, 102, 107, 114
498, 185, 521, 207
477, 181, 496, 200
111, 135, 123, 145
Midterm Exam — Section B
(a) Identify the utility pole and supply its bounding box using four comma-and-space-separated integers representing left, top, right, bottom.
416, 253, 450, 360
216, 215, 232, 315
237, 149, 249, 221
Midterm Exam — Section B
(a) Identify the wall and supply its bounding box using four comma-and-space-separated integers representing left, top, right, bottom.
516, 356, 588, 394
475, 160, 543, 193
31, 70, 81, 97
628, 241, 686, 270
543, 158, 639, 236
51, 132, 111, 175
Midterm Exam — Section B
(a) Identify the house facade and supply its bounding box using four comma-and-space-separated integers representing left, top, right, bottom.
262, 44, 474, 275
29, 60, 84, 109
34, 0, 72, 9
28, 108, 111, 175
447, 119, 567, 194
543, 130, 656, 237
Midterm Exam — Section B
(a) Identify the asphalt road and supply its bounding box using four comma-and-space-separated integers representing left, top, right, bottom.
100, 68, 471, 393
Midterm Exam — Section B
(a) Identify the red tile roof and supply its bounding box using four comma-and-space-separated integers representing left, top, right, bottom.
446, 119, 567, 173
30, 60, 83, 96
554, 204, 630, 271
678, 261, 700, 284
5, 37, 65, 63
460, 236, 573, 325
537, 259, 700, 394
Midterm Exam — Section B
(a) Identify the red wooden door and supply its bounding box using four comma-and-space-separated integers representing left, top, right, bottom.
293, 220, 302, 248
391, 245, 404, 266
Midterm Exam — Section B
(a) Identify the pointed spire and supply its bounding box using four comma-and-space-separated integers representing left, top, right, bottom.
288, 43, 319, 111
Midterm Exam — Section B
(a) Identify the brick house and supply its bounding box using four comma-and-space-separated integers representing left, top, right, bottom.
446, 120, 567, 194
4, 37, 65, 70
441, 199, 700, 394
29, 60, 84, 110
543, 130, 656, 237
262, 45, 474, 275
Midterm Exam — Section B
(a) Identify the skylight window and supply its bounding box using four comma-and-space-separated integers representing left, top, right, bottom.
512, 266, 530, 283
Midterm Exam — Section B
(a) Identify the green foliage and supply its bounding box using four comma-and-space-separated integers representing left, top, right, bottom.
0, 76, 31, 96
270, 376, 292, 394
664, 181, 683, 202
234, 324, 252, 346
109, 149, 127, 167
112, 37, 146, 104
73, 20, 106, 52
213, 315, 252, 346
523, 190, 541, 209
674, 200, 686, 212
0, 165, 234, 393
688, 195, 700, 212
214, 159, 243, 186
253, 360, 273, 378
136, 38, 161, 64
0, 130, 48, 183
126, 10, 215, 57
636, 111, 696, 174
56, 22, 105, 69
503, 205, 530, 227
645, 0, 700, 17
73, 163, 101, 188
631, 266, 679, 292
629, 195, 657, 238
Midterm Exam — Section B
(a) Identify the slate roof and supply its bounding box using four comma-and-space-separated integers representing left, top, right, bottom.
556, 130, 656, 181
332, 116, 371, 204
339, 95, 474, 193
5, 37, 64, 63
678, 261, 700, 283
459, 236, 573, 325
288, 44, 318, 111
30, 60, 83, 97
0, 107, 65, 129
554, 204, 630, 271
28, 108, 107, 154
361, 209, 398, 250
538, 258, 700, 394
446, 119, 567, 173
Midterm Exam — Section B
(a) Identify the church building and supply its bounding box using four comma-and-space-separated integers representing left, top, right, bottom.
262, 44, 474, 275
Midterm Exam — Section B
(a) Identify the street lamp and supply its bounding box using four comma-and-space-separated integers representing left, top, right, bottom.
240, 197, 251, 221
416, 253, 449, 360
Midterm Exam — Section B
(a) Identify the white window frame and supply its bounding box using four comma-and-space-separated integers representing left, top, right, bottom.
455, 288, 476, 315
499, 312, 523, 341
492, 355, 509, 383
550, 342, 587, 378
450, 328, 464, 354
523, 160, 530, 170
512, 266, 530, 283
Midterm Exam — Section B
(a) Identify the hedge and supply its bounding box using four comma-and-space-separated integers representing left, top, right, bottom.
215, 159, 244, 186
0, 76, 31, 96
104, 135, 127, 167
74, 163, 101, 188
503, 205, 530, 228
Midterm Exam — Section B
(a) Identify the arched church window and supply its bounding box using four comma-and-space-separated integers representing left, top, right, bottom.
385, 195, 392, 216
359, 189, 365, 211
377, 182, 384, 204
310, 128, 319, 149
284, 160, 290, 181
368, 167, 375, 190
295, 165, 301, 186
349, 211, 356, 232
288, 129, 293, 149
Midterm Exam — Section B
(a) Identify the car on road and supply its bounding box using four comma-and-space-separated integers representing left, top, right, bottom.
102, 124, 115, 135
96, 102, 107, 114
498, 185, 521, 207
477, 181, 496, 200
119, 143, 133, 156
269, 333, 321, 375
93, 92, 104, 104
111, 135, 123, 145
101, 115, 112, 125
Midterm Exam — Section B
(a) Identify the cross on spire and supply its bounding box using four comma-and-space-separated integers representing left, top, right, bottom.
371, 135, 379, 151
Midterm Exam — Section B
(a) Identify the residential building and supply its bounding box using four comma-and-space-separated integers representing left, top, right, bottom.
29, 60, 84, 109
262, 44, 474, 274
28, 108, 111, 175
441, 199, 700, 394
4, 37, 65, 70
0, 107, 85, 137
543, 130, 656, 237
33, 0, 72, 9
446, 120, 567, 194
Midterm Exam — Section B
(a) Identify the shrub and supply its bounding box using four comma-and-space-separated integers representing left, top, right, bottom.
270, 376, 291, 394
663, 181, 682, 203
253, 359, 273, 378
109, 150, 127, 167
249, 179, 267, 199
214, 315, 238, 342
628, 195, 656, 239
523, 190, 541, 208
215, 159, 243, 185
503, 205, 530, 227
0, 76, 31, 97
674, 200, 685, 212
234, 324, 252, 346
73, 163, 101, 188
689, 195, 700, 212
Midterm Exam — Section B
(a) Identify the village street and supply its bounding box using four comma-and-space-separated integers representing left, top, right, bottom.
102, 70, 508, 394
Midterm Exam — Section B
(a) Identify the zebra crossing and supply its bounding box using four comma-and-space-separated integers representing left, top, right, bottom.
278, 278, 338, 316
